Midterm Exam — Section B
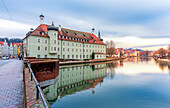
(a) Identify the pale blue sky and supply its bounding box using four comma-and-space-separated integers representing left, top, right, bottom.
0, 0, 170, 50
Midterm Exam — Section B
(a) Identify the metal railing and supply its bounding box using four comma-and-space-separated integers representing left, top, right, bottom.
26, 61, 49, 108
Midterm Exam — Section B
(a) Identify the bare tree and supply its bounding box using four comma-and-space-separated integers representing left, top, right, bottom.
106, 40, 116, 57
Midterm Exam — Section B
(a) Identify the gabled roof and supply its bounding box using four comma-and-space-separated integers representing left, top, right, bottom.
26, 24, 105, 45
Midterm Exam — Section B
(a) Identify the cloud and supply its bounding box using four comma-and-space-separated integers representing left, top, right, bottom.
0, 19, 35, 38
103, 36, 170, 50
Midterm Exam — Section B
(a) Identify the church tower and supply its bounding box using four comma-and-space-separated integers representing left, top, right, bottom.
39, 13, 44, 24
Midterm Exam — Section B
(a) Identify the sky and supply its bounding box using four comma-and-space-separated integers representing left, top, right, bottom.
0, 0, 170, 50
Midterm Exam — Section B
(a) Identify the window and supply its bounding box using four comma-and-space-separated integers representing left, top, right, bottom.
63, 48, 65, 51
76, 44, 78, 46
54, 40, 56, 44
72, 55, 74, 59
63, 55, 65, 58
87, 55, 88, 58
38, 39, 40, 43
45, 47, 47, 51
68, 42, 69, 45
45, 55, 47, 58
80, 49, 81, 52
38, 46, 40, 51
72, 49, 74, 52
37, 55, 40, 58
54, 33, 56, 36
45, 40, 47, 44
86, 49, 88, 52
80, 44, 81, 47
80, 55, 82, 58
51, 47, 53, 51
58, 41, 60, 45
54, 47, 56, 51
76, 55, 78, 58
58, 48, 60, 51
41, 32, 44, 35
76, 49, 78, 52
72, 43, 74, 46
68, 48, 69, 52
58, 55, 60, 58
83, 55, 85, 58
63, 42, 65, 45
68, 55, 70, 59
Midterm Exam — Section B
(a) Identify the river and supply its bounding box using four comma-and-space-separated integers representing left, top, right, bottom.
42, 57, 170, 108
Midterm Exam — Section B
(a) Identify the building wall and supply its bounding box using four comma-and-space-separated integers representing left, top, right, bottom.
0, 45, 2, 57
25, 35, 106, 59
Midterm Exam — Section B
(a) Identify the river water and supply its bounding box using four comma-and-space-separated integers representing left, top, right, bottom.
42, 57, 170, 108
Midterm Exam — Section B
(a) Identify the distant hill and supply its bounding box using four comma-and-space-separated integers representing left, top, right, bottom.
0, 38, 23, 43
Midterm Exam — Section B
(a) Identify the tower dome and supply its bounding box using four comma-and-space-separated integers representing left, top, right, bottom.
47, 22, 58, 31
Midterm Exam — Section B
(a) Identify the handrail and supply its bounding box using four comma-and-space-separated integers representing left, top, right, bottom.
26, 61, 49, 108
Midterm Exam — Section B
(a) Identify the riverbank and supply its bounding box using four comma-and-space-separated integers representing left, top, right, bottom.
59, 57, 126, 65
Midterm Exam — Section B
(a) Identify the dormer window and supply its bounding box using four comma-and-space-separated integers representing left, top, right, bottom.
75, 38, 77, 41
94, 40, 96, 43
66, 36, 68, 39
69, 37, 71, 40
59, 35, 61, 38
73, 38, 74, 40
41, 31, 44, 35
83, 34, 86, 36
65, 30, 68, 33
74, 32, 77, 35
78, 38, 79, 41
62, 36, 64, 39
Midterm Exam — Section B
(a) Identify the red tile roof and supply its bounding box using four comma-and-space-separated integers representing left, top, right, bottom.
12, 43, 23, 47
28, 24, 105, 45
0, 41, 4, 46
0, 41, 22, 47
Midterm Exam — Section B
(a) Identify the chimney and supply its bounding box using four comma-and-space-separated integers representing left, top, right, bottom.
59, 25, 61, 31
91, 28, 95, 34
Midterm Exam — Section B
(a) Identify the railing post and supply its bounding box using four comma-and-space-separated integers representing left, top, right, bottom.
30, 73, 33, 81
36, 86, 39, 100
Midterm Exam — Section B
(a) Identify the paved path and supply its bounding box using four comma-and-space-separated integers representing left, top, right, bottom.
0, 59, 24, 108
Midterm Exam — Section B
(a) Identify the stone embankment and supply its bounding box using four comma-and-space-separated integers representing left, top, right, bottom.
59, 57, 126, 65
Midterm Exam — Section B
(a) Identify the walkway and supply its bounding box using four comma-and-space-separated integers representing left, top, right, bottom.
0, 59, 24, 108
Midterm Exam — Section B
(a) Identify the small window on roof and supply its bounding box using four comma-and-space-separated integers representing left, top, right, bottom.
74, 32, 77, 35
41, 32, 44, 35
83, 34, 86, 36
65, 30, 68, 33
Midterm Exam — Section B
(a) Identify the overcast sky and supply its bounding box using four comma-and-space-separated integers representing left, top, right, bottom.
0, 0, 170, 50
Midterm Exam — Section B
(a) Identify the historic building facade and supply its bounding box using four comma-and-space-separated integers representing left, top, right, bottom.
23, 16, 106, 59
0, 38, 23, 58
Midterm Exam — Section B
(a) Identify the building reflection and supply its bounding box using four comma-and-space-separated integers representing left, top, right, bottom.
125, 57, 152, 63
157, 61, 170, 72
42, 63, 107, 105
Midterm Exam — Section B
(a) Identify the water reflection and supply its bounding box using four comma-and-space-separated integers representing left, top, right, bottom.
42, 63, 108, 105
41, 57, 170, 108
